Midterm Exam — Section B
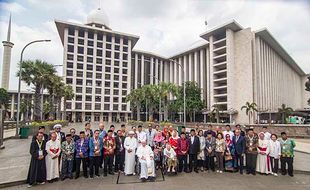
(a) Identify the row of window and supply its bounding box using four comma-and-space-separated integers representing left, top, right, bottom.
68, 28, 129, 45
67, 57, 128, 67
66, 63, 128, 74
66, 78, 128, 88
74, 95, 126, 103
67, 45, 129, 59
74, 87, 127, 96
67, 38, 129, 52
66, 70, 128, 81
66, 102, 127, 111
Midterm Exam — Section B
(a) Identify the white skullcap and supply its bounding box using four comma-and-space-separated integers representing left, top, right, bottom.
53, 124, 62, 129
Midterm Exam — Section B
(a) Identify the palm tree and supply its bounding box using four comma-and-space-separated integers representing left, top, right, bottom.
62, 85, 74, 120
20, 98, 33, 121
211, 104, 221, 123
0, 88, 9, 110
241, 102, 258, 124
141, 84, 157, 121
126, 88, 143, 121
17, 60, 56, 121
278, 104, 293, 124
158, 82, 178, 121
53, 78, 65, 120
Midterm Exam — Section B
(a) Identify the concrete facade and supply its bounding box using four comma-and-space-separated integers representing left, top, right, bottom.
52, 8, 309, 124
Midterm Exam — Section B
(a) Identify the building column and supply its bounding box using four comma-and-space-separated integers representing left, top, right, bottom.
82, 112, 85, 122
134, 53, 138, 88
189, 53, 192, 81
194, 51, 198, 83
155, 59, 159, 84
183, 55, 187, 82
150, 57, 154, 84
108, 112, 112, 122
72, 112, 76, 123
200, 49, 204, 100
141, 54, 144, 85
160, 60, 163, 82
10, 94, 14, 119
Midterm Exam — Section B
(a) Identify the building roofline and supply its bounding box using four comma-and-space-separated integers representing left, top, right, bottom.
199, 19, 243, 40
54, 19, 140, 48
255, 28, 306, 76
169, 41, 209, 59
132, 49, 168, 59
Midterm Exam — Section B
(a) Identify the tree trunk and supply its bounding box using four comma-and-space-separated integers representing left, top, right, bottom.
48, 94, 54, 120
163, 103, 168, 121
137, 104, 141, 121
56, 97, 61, 120
62, 98, 67, 121
34, 85, 41, 121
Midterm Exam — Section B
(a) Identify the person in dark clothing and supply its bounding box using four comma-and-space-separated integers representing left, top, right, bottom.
233, 124, 245, 137
70, 128, 79, 173
27, 132, 47, 188
114, 130, 126, 172
31, 126, 49, 142
205, 131, 216, 172
204, 124, 216, 137
177, 132, 189, 173
188, 129, 200, 173
233, 128, 246, 174
180, 126, 190, 139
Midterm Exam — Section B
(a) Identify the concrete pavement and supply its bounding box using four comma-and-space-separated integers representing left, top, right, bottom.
3, 172, 310, 190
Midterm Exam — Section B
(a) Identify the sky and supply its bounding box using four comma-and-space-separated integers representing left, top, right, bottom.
0, 0, 310, 91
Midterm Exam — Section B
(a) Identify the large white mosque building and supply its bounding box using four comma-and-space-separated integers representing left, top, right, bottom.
2, 7, 309, 124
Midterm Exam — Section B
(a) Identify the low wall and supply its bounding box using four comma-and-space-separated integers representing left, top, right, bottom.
128, 121, 310, 138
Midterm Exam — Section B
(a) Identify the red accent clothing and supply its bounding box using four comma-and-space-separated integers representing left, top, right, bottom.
177, 138, 189, 156
103, 136, 115, 156
168, 137, 179, 152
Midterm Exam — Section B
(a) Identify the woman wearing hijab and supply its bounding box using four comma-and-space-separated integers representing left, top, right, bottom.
224, 134, 235, 172
153, 131, 166, 169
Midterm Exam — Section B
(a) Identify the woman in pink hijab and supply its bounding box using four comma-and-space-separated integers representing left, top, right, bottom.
153, 131, 165, 169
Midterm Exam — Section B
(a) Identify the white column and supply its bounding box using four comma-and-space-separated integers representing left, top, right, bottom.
160, 60, 163, 82
134, 53, 138, 88
183, 55, 187, 82
200, 49, 204, 100
194, 51, 198, 83
155, 58, 159, 84
189, 53, 192, 81
10, 94, 14, 119
174, 59, 177, 85
141, 54, 144, 85
169, 61, 173, 83
150, 57, 154, 84
178, 57, 182, 86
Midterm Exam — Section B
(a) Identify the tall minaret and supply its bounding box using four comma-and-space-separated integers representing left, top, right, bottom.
1, 14, 14, 90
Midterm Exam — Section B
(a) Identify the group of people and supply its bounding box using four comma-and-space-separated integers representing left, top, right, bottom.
26, 122, 296, 188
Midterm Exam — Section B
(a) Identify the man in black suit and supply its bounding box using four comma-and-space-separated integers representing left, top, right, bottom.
188, 129, 200, 173
114, 130, 126, 172
32, 126, 49, 142
233, 128, 246, 174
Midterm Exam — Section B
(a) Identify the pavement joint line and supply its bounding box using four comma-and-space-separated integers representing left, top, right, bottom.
1, 170, 310, 189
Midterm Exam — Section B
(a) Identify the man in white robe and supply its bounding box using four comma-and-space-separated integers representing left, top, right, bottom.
124, 131, 137, 175
136, 140, 155, 182
256, 132, 271, 174
46, 132, 61, 182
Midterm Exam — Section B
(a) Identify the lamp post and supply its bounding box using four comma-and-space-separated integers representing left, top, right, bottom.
169, 59, 186, 127
16, 39, 51, 137
149, 74, 162, 122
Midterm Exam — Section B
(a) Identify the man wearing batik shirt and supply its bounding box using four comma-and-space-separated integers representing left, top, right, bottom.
61, 134, 75, 180
103, 130, 116, 176
245, 128, 258, 175
177, 132, 189, 173
279, 132, 296, 177
89, 130, 103, 178
75, 131, 89, 179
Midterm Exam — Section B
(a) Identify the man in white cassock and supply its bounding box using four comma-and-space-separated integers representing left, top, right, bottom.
124, 131, 137, 175
46, 132, 61, 182
136, 140, 156, 182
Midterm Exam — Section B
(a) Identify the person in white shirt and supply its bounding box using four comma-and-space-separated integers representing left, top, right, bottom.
223, 125, 234, 140
136, 125, 147, 147
262, 126, 271, 140
145, 124, 156, 149
136, 140, 155, 182
163, 144, 177, 173
124, 131, 137, 175
269, 134, 281, 176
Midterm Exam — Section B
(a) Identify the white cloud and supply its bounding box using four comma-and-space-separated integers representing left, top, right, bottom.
0, 1, 26, 14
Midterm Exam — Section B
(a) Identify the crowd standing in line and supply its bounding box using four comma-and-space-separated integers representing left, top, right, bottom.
26, 123, 296, 188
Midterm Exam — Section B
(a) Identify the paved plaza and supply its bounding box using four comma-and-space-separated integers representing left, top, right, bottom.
3, 172, 310, 190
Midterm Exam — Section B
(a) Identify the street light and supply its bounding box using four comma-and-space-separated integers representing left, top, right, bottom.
149, 74, 162, 122
16, 39, 51, 136
169, 59, 186, 127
